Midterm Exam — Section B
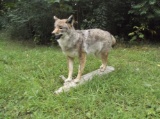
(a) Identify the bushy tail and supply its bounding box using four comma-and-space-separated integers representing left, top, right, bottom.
111, 35, 116, 47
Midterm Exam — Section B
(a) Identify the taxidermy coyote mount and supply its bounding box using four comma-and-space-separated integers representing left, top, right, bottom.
52, 15, 116, 83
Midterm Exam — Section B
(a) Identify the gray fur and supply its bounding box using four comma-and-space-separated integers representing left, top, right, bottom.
57, 29, 115, 57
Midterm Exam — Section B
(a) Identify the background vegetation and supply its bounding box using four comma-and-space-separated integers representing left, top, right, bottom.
0, 1, 160, 118
0, 0, 160, 44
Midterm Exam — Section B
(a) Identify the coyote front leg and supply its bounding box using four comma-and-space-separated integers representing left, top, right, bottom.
74, 52, 86, 83
65, 56, 74, 82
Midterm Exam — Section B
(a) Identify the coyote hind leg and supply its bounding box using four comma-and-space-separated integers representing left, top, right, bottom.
100, 52, 108, 72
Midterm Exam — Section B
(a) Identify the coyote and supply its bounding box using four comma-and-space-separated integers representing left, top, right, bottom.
52, 15, 116, 83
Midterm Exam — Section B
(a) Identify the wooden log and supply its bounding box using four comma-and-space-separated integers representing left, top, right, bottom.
54, 66, 115, 94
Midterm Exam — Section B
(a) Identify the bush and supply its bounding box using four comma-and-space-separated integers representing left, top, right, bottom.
5, 0, 53, 44
2, 0, 160, 44
74, 0, 133, 38
6, 0, 73, 44
128, 0, 160, 42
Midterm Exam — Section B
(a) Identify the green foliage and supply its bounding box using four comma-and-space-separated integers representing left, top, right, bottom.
128, 25, 147, 42
5, 0, 73, 44
128, 24, 157, 42
81, 1, 108, 30
1, 0, 160, 43
128, 0, 160, 42
5, 0, 53, 43
0, 16, 6, 30
129, 0, 160, 19
78, 0, 132, 35
0, 0, 13, 30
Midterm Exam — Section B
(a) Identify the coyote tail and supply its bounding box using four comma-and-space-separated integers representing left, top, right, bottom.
111, 35, 116, 47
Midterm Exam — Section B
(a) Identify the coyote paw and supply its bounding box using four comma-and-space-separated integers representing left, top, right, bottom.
65, 78, 72, 82
73, 79, 80, 83
99, 65, 106, 72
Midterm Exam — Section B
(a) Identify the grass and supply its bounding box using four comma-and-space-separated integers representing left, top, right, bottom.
0, 33, 160, 119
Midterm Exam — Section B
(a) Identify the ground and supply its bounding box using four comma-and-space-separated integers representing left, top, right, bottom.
0, 33, 160, 118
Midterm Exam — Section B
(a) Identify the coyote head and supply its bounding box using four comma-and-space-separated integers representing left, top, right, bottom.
52, 15, 76, 39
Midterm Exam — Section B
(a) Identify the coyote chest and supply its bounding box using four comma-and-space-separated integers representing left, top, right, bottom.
57, 36, 79, 57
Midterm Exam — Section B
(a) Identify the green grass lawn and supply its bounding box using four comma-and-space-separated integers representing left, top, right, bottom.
0, 33, 160, 119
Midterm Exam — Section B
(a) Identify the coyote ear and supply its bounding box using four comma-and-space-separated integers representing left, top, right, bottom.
53, 16, 59, 21
66, 15, 74, 24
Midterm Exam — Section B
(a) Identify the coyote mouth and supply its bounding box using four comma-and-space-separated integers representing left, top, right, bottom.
55, 34, 63, 40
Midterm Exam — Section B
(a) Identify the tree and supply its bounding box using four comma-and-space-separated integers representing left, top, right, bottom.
1, 0, 160, 44
128, 0, 160, 42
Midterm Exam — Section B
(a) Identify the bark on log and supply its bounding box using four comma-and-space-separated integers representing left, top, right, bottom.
54, 66, 115, 94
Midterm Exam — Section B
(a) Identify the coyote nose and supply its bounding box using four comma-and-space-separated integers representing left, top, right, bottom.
52, 31, 55, 34
52, 28, 59, 34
